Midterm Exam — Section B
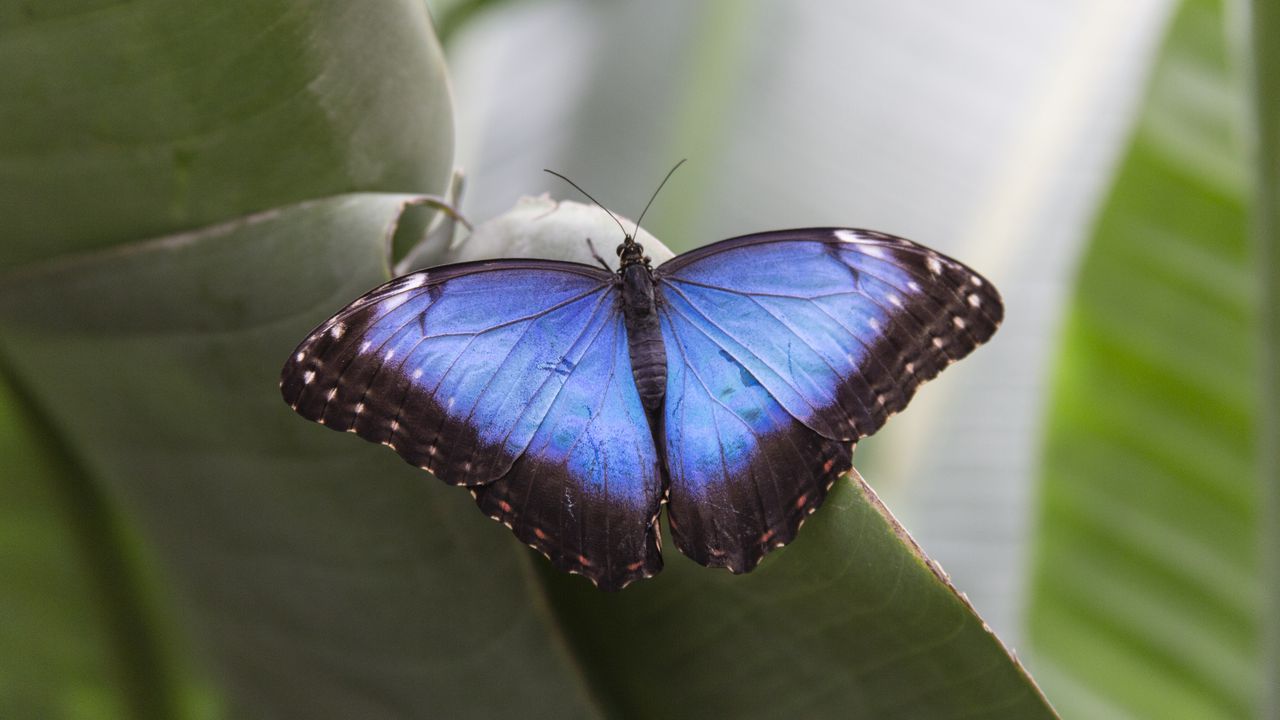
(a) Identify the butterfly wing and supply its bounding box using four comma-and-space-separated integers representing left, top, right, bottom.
655, 228, 1002, 571
280, 260, 663, 590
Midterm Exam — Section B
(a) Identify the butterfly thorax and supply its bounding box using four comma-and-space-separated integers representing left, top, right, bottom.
618, 241, 667, 422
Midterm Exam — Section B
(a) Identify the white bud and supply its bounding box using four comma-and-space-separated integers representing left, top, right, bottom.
447, 196, 675, 267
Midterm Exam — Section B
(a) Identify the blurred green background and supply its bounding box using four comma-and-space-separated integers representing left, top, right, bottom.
1, 0, 1274, 718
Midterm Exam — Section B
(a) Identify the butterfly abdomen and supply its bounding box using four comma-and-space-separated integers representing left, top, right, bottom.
620, 264, 667, 419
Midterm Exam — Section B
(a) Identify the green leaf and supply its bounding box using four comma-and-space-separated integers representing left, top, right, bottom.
0, 194, 600, 718
0, 373, 134, 720
0, 0, 453, 268
1027, 1, 1262, 717
1249, 1, 1280, 716
0, 369, 221, 720
541, 473, 1054, 719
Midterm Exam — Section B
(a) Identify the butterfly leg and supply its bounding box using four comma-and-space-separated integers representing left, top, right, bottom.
586, 237, 613, 273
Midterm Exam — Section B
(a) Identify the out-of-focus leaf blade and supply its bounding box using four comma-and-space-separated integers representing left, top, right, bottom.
0, 0, 453, 268
1250, 1, 1280, 716
1027, 1, 1259, 717
0, 372, 221, 720
0, 373, 134, 720
0, 195, 601, 719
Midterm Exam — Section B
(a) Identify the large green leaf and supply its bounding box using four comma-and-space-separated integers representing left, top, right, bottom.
0, 0, 453, 267
541, 473, 1053, 719
0, 195, 601, 719
1027, 1, 1262, 717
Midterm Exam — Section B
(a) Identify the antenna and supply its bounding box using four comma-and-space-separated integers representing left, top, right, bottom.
543, 169, 630, 240
633, 158, 686, 237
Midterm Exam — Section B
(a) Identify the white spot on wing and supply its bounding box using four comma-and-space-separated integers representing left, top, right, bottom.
326, 388, 337, 401
927, 256, 942, 274
412, 368, 424, 379
907, 281, 921, 292
971, 275, 984, 287
834, 229, 861, 243
868, 317, 881, 331
360, 340, 372, 353
295, 352, 305, 363
329, 322, 346, 339
953, 316, 967, 329
968, 293, 982, 307
303, 370, 315, 384
400, 274, 426, 290
887, 294, 903, 308
380, 295, 410, 312
384, 349, 395, 362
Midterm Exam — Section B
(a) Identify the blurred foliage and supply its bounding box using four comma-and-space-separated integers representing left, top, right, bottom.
1249, 0, 1280, 715
1027, 0, 1267, 717
430, 0, 518, 44
0, 374, 135, 719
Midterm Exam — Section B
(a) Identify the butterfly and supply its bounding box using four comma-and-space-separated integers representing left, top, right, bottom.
280, 208, 1002, 591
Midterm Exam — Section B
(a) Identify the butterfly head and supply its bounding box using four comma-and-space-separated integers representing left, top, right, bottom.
617, 235, 651, 269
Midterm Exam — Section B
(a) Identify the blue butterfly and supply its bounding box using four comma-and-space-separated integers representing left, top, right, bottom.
281, 220, 1002, 590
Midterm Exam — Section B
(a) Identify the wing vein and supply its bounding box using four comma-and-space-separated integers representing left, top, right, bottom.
661, 283, 822, 420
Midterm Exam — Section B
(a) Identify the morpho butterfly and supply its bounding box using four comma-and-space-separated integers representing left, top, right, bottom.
280, 170, 1003, 591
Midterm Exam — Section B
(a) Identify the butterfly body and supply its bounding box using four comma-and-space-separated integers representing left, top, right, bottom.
619, 248, 668, 421
281, 227, 1002, 590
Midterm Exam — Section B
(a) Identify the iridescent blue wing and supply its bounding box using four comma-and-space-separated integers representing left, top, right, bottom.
280, 261, 663, 590
654, 228, 1002, 571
